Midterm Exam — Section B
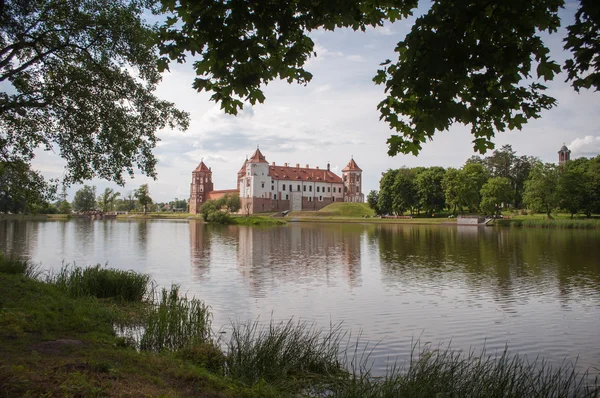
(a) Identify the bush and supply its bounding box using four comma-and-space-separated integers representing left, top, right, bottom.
0, 254, 41, 278
52, 264, 152, 302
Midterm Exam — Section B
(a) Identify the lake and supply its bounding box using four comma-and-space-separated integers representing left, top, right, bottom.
1, 219, 599, 376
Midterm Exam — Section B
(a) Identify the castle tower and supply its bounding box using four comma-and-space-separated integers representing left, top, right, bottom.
189, 160, 214, 214
342, 157, 364, 203
558, 144, 571, 166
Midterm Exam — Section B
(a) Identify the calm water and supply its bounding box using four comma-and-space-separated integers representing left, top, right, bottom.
1, 219, 599, 375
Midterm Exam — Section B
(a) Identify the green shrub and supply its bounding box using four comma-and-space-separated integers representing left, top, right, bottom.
52, 264, 152, 302
0, 253, 41, 278
177, 343, 226, 373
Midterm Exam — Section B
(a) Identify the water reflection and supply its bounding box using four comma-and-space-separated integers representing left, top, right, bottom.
1, 219, 599, 376
376, 224, 600, 301
234, 224, 363, 296
0, 220, 38, 260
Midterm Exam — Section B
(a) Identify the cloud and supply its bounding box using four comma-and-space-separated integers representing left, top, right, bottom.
346, 54, 365, 62
568, 136, 600, 158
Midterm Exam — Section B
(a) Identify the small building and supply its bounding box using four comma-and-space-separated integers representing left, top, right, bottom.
190, 148, 364, 214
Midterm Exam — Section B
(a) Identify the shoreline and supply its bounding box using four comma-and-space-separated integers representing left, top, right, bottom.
2, 213, 600, 229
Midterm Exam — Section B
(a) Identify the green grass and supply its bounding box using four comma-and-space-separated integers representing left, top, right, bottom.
328, 344, 599, 398
495, 217, 600, 229
0, 255, 42, 278
226, 319, 347, 388
318, 202, 375, 217
140, 285, 213, 352
2, 263, 599, 397
51, 264, 153, 302
231, 215, 286, 226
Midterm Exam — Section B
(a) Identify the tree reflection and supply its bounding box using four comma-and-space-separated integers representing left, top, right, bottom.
376, 224, 600, 303
0, 220, 39, 259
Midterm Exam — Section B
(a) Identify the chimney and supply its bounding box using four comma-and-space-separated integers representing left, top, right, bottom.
271, 162, 275, 166
306, 164, 309, 168
327, 162, 330, 171
316, 166, 319, 170
296, 163, 300, 168
284, 163, 288, 167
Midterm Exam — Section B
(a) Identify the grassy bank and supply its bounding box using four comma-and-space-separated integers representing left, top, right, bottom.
1, 258, 598, 397
494, 213, 600, 229
231, 215, 286, 226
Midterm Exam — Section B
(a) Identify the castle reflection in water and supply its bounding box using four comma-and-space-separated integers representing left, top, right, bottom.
189, 221, 363, 291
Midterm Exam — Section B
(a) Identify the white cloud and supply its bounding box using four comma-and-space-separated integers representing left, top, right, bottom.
346, 55, 365, 62
568, 136, 600, 158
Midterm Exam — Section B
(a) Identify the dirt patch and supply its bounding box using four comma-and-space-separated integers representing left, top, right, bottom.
31, 339, 84, 355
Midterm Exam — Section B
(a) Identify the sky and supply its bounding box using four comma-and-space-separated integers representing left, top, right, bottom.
32, 2, 600, 203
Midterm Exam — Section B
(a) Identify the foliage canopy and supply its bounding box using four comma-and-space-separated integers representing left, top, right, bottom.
0, 0, 189, 184
157, 0, 599, 156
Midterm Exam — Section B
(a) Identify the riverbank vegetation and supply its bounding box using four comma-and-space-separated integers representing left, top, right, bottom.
1, 258, 598, 397
369, 145, 600, 222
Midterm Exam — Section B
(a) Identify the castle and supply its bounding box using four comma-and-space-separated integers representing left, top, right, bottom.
190, 148, 364, 214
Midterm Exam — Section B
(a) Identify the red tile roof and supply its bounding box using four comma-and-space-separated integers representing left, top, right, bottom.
248, 148, 268, 163
342, 158, 362, 172
268, 165, 342, 183
237, 159, 247, 174
193, 161, 210, 172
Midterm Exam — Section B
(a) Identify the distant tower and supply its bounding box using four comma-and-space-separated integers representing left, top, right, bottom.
342, 157, 364, 203
189, 160, 214, 214
558, 144, 571, 166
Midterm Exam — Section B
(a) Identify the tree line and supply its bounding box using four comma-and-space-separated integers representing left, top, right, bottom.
54, 184, 186, 216
368, 145, 600, 218
1, 0, 598, 192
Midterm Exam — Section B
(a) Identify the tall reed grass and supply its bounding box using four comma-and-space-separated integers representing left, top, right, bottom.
327, 344, 600, 398
51, 264, 152, 302
140, 285, 212, 352
225, 319, 347, 386
0, 253, 42, 278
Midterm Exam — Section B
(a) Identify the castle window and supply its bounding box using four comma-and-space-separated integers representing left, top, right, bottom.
344, 175, 347, 181
309, 197, 312, 202
286, 194, 289, 200
297, 185, 300, 191
327, 187, 330, 193
282, 185, 286, 191
274, 194, 277, 200
319, 196, 322, 201
309, 186, 312, 192
357, 176, 360, 182
317, 186, 320, 192
356, 187, 359, 193
272, 185, 274, 190
261, 182, 264, 188
303, 185, 306, 192
289, 185, 292, 191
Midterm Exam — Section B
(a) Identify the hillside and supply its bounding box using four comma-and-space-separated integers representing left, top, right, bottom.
317, 202, 375, 217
